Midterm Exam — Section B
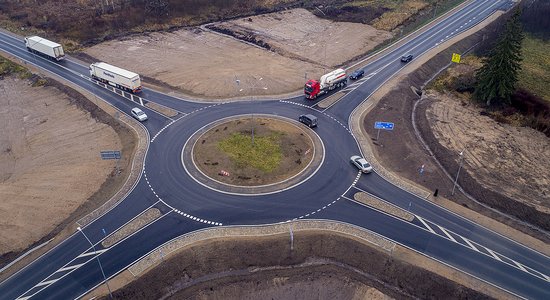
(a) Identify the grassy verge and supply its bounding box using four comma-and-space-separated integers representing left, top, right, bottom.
0, 56, 32, 78
218, 132, 282, 173
518, 35, 550, 102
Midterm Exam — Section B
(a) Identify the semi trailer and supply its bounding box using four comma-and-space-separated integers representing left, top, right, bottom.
24, 36, 65, 61
89, 62, 142, 93
304, 68, 347, 100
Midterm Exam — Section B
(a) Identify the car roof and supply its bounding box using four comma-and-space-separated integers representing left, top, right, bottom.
303, 114, 317, 119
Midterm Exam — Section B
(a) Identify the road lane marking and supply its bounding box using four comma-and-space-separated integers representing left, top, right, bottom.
57, 263, 86, 272
513, 261, 528, 272
77, 249, 108, 258
416, 216, 436, 234
35, 279, 58, 287
461, 237, 479, 252
437, 225, 457, 243
484, 247, 502, 261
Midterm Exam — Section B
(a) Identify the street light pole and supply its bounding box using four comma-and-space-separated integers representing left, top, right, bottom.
451, 151, 464, 195
77, 227, 113, 299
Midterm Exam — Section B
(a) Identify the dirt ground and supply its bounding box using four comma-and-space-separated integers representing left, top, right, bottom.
426, 90, 550, 213
363, 9, 550, 242
82, 8, 392, 99
0, 77, 119, 254
194, 117, 313, 186
102, 232, 492, 300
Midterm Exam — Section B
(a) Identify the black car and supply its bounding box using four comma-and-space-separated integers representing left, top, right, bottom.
349, 69, 365, 80
400, 54, 413, 63
299, 114, 318, 128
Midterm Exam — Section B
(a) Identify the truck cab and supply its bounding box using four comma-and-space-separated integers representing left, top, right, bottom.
304, 79, 321, 99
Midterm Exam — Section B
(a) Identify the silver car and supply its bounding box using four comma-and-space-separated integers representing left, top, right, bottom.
350, 155, 373, 173
131, 107, 148, 122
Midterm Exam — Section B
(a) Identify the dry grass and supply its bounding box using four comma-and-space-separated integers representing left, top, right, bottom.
372, 0, 429, 31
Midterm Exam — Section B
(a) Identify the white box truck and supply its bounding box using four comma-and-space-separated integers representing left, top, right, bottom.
24, 36, 65, 61
89, 62, 142, 93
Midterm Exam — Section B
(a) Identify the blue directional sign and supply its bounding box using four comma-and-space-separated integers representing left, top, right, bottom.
374, 121, 394, 130
100, 150, 121, 160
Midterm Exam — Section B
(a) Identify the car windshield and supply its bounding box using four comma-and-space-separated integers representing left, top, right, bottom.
304, 85, 313, 93
136, 110, 144, 116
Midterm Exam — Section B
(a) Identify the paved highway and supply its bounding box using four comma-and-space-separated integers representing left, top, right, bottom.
0, 0, 548, 299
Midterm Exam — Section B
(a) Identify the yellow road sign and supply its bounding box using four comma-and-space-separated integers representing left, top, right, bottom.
452, 53, 461, 63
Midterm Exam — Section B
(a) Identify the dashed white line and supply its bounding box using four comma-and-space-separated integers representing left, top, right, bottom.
416, 216, 436, 234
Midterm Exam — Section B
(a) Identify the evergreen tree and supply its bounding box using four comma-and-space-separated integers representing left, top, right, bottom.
475, 9, 524, 106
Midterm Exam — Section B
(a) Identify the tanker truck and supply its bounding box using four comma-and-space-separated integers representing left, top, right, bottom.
24, 36, 65, 61
304, 68, 347, 100
89, 62, 142, 94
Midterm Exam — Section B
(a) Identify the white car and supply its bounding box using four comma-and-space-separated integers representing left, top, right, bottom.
350, 155, 373, 173
131, 107, 148, 122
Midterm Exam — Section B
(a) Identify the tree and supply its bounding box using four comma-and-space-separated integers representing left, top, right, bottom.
475, 9, 524, 106
145, 0, 169, 18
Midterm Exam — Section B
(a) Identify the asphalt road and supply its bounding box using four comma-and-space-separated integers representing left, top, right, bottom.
0, 0, 548, 299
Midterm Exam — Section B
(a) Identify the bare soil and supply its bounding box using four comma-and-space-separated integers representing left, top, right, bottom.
0, 76, 118, 254
426, 90, 550, 213
81, 8, 392, 99
0, 72, 138, 270
194, 117, 313, 186
363, 9, 550, 241
102, 232, 492, 300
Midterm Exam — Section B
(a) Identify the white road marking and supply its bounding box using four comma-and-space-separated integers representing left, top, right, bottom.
416, 216, 436, 234
513, 261, 528, 272
484, 247, 503, 261
77, 249, 108, 258
437, 225, 457, 243
57, 263, 86, 272
35, 279, 58, 287
461, 237, 479, 252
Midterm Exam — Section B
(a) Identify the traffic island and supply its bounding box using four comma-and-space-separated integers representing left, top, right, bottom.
185, 115, 324, 195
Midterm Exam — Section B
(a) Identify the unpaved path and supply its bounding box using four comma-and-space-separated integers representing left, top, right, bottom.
0, 77, 120, 254
83, 8, 391, 99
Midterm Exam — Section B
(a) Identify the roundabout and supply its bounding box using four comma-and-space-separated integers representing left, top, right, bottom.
143, 101, 361, 225
183, 114, 325, 195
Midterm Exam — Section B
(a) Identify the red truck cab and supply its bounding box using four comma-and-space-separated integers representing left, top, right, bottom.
304, 79, 321, 99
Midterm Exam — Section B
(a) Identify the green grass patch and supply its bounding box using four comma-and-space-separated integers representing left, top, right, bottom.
218, 132, 282, 173
0, 56, 32, 78
518, 35, 550, 101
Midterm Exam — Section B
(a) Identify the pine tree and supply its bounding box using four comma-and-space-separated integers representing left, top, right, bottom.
475, 9, 524, 106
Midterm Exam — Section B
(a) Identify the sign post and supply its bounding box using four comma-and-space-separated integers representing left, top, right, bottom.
374, 121, 395, 141
100, 150, 122, 175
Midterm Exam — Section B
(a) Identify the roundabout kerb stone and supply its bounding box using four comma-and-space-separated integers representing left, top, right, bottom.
181, 114, 325, 195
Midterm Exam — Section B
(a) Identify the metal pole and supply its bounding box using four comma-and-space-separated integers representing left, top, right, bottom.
289, 226, 294, 251
451, 151, 464, 195
376, 129, 381, 140
77, 227, 113, 299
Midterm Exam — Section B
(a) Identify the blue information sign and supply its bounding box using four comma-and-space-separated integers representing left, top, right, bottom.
100, 151, 121, 160
374, 121, 394, 130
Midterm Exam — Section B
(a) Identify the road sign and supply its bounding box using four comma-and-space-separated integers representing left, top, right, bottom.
452, 53, 461, 63
374, 121, 394, 130
100, 151, 121, 160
